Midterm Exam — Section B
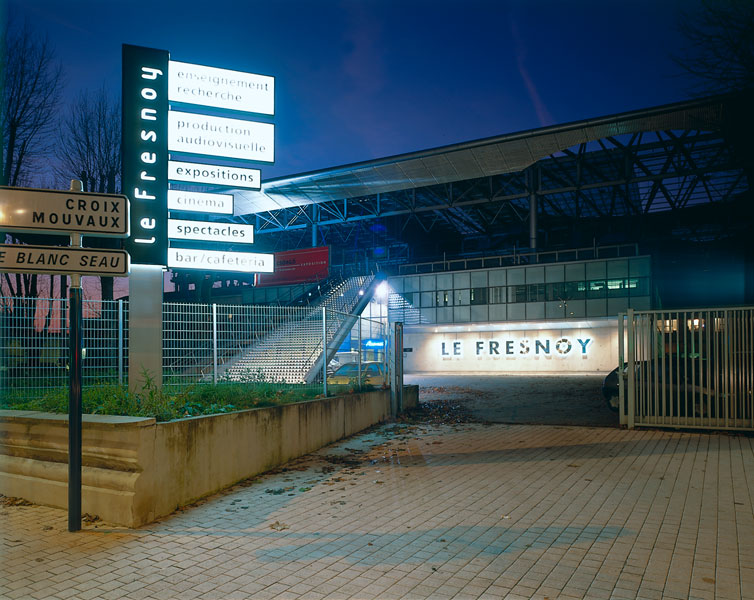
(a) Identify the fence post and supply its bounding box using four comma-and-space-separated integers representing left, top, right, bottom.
212, 304, 218, 385
627, 308, 635, 429
618, 312, 625, 426
358, 316, 362, 391
322, 307, 327, 397
118, 299, 124, 386
392, 322, 403, 414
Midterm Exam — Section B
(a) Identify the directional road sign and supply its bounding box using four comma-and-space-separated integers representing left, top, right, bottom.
0, 245, 129, 277
0, 187, 129, 237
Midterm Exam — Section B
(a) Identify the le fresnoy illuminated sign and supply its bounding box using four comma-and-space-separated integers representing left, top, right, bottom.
0, 187, 129, 237
168, 61, 274, 115
122, 45, 169, 266
168, 219, 254, 244
168, 111, 274, 163
167, 190, 233, 215
167, 247, 273, 273
440, 337, 592, 358
168, 160, 261, 189
0, 245, 129, 276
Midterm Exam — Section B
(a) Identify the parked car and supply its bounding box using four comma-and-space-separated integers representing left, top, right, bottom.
601, 357, 740, 418
327, 361, 386, 386
602, 364, 625, 412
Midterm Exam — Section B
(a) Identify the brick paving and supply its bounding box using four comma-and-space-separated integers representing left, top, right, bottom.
2, 421, 753, 600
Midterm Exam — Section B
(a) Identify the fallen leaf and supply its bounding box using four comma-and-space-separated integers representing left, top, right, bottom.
270, 521, 289, 531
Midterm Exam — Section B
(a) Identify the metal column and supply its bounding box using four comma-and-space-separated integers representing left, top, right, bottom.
529, 168, 538, 251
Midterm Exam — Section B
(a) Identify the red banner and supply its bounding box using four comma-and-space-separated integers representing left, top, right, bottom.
255, 246, 330, 287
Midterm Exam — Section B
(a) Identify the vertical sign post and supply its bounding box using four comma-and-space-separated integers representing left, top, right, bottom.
122, 45, 169, 392
68, 181, 84, 533
68, 263, 83, 531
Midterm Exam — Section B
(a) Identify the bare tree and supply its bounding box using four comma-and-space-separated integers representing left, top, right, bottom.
675, 0, 754, 94
1, 20, 63, 187
56, 86, 121, 194
55, 86, 122, 302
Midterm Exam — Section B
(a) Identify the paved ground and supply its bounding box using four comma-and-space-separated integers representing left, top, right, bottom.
405, 374, 617, 427
2, 404, 753, 600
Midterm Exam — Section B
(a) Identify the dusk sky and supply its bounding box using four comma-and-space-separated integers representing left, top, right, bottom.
10, 0, 700, 181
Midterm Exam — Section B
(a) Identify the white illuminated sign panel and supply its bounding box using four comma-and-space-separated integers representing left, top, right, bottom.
0, 245, 129, 276
168, 248, 273, 273
168, 160, 260, 189
168, 219, 254, 244
168, 111, 274, 163
169, 61, 274, 115
0, 187, 129, 237
167, 190, 233, 215
439, 337, 592, 358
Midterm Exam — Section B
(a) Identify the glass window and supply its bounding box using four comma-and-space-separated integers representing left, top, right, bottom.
336, 364, 358, 376
629, 277, 649, 296
606, 278, 626, 297
588, 279, 606, 298
470, 287, 488, 305
546, 282, 565, 302
509, 285, 528, 303
564, 281, 586, 299
489, 286, 506, 304
527, 283, 545, 302
365, 364, 382, 375
436, 291, 452, 306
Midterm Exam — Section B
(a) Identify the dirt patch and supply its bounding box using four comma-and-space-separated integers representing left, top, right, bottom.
406, 374, 617, 427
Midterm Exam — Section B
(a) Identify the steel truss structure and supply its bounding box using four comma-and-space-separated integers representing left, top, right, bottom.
231, 93, 752, 264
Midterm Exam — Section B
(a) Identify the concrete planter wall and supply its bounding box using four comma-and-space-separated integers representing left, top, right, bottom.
0, 387, 418, 527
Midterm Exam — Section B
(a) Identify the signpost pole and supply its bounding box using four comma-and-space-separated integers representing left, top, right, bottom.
68, 182, 83, 532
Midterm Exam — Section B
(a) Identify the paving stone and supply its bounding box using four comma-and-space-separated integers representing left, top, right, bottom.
1, 422, 752, 599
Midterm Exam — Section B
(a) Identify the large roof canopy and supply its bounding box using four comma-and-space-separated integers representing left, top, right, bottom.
230, 93, 740, 216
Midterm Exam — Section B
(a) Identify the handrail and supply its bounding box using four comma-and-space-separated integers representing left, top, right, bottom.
397, 243, 640, 275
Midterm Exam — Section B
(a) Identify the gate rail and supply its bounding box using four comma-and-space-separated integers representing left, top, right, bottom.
620, 307, 754, 430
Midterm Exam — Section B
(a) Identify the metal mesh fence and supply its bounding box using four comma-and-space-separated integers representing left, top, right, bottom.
1, 294, 387, 402
163, 303, 386, 394
0, 296, 127, 401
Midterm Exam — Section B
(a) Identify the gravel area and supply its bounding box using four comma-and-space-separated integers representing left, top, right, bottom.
405, 373, 618, 427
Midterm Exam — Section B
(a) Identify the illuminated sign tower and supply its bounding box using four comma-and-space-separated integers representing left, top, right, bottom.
122, 45, 275, 272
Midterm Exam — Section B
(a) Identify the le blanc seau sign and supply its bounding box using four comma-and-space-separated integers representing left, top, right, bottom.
122, 45, 273, 273
0, 245, 128, 277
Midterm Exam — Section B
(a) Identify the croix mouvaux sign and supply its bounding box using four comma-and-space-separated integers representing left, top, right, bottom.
0, 187, 128, 236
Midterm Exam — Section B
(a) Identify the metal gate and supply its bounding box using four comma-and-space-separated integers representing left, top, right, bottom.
619, 307, 754, 430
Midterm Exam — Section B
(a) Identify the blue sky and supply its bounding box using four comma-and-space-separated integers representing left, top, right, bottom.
9, 0, 700, 180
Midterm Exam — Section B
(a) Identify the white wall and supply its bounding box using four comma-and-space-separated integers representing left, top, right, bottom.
403, 317, 618, 373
